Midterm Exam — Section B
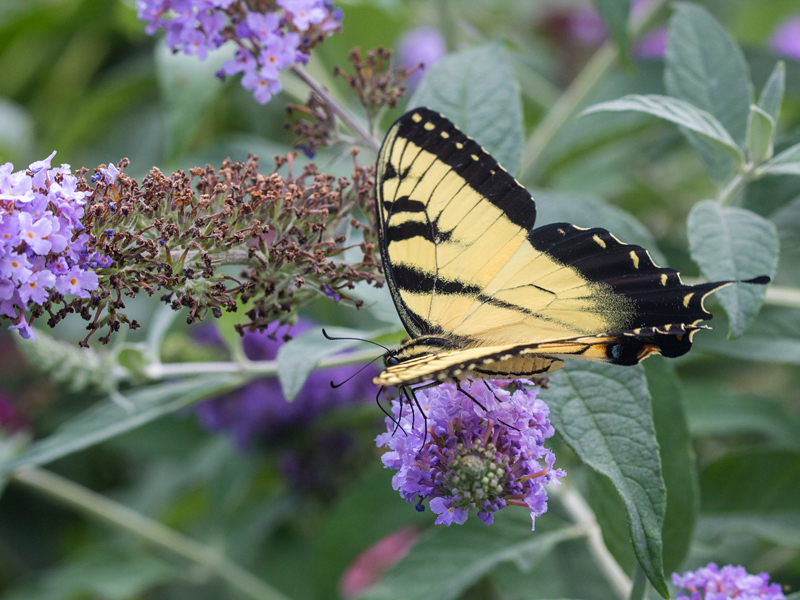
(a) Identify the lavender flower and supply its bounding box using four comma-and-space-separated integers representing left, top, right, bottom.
672, 563, 786, 600
0, 153, 108, 340
136, 0, 343, 104
770, 15, 800, 60
376, 381, 564, 528
397, 27, 446, 87
196, 319, 375, 448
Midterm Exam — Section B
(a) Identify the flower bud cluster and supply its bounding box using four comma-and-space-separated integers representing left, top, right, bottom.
3, 151, 382, 345
377, 381, 565, 528
137, 0, 343, 104
1, 152, 112, 340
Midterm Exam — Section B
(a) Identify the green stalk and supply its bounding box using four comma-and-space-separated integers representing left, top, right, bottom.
12, 468, 291, 600
519, 0, 668, 183
628, 565, 649, 600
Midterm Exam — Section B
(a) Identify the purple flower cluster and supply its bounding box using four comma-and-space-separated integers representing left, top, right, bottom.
376, 381, 564, 528
1, 153, 112, 340
672, 563, 786, 600
196, 319, 375, 447
137, 0, 343, 104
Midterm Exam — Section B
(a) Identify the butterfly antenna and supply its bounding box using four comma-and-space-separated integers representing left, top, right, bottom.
329, 354, 384, 389
322, 328, 392, 353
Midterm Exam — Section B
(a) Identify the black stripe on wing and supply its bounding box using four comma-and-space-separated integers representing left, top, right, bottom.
391, 108, 537, 232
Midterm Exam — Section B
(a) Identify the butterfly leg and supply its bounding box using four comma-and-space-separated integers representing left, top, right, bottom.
482, 379, 503, 403
456, 379, 518, 432
403, 385, 430, 447
376, 386, 407, 436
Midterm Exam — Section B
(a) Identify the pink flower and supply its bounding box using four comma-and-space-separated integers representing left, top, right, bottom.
338, 527, 419, 599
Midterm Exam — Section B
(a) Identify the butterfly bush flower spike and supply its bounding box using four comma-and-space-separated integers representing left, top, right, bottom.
672, 563, 786, 600
136, 0, 343, 104
377, 381, 564, 528
0, 153, 104, 340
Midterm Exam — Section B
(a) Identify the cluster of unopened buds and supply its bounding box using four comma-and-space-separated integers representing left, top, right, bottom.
137, 0, 343, 104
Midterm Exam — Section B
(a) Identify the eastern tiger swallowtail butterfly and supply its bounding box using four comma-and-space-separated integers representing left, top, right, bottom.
371, 107, 769, 388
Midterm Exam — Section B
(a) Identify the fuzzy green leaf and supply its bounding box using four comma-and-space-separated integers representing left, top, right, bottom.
746, 104, 775, 164
410, 43, 524, 175
758, 142, 800, 176
687, 200, 778, 337
665, 2, 753, 184
545, 362, 668, 597
581, 95, 743, 163
757, 61, 785, 123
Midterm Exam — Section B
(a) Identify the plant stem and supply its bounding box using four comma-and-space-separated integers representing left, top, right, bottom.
290, 64, 381, 154
717, 164, 756, 206
552, 485, 631, 599
518, 0, 668, 183
145, 347, 380, 380
12, 468, 290, 600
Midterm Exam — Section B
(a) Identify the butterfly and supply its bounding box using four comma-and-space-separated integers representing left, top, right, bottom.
371, 107, 769, 389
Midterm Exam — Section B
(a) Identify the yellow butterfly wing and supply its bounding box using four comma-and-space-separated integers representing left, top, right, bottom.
374, 108, 767, 383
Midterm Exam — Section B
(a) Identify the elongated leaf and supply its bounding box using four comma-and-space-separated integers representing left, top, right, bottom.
758, 61, 785, 123
758, 142, 800, 176
0, 375, 242, 476
644, 358, 698, 574
687, 200, 778, 337
700, 450, 800, 513
409, 43, 524, 175
694, 308, 800, 365
277, 326, 390, 401
361, 510, 583, 600
700, 514, 800, 550
533, 189, 668, 266
0, 433, 29, 500
545, 362, 668, 597
664, 3, 753, 184
580, 95, 743, 162
746, 105, 775, 164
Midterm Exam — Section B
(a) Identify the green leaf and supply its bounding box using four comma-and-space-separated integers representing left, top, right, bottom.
758, 142, 800, 176
746, 104, 775, 164
2, 546, 178, 600
409, 43, 524, 175
700, 450, 800, 513
0, 432, 29, 500
361, 510, 584, 600
580, 95, 744, 163
643, 358, 698, 574
545, 362, 668, 597
276, 326, 390, 401
533, 189, 668, 266
594, 0, 631, 58
686, 200, 779, 337
757, 61, 785, 123
682, 383, 800, 449
664, 2, 753, 184
700, 513, 800, 550
0, 375, 242, 476
583, 469, 636, 573
694, 307, 800, 365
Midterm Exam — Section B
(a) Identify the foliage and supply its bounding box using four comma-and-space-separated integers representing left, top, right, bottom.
2, 1, 800, 600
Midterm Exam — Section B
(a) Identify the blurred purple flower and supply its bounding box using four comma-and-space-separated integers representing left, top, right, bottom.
634, 26, 667, 59
376, 381, 564, 528
137, 0, 342, 104
568, 6, 607, 45
397, 27, 447, 87
196, 319, 376, 448
672, 563, 786, 600
770, 15, 800, 60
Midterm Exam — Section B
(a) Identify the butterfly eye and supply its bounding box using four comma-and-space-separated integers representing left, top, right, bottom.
386, 355, 400, 366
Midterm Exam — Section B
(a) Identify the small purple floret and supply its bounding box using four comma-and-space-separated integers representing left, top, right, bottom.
376, 381, 564, 528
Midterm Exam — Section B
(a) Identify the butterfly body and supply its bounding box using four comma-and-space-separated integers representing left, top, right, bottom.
372, 108, 768, 388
